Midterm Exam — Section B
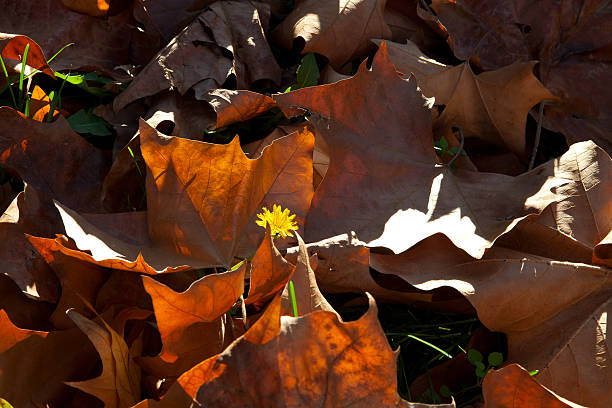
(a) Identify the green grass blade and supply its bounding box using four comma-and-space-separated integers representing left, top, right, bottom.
47, 42, 74, 63
0, 57, 17, 107
406, 334, 453, 359
289, 280, 298, 317
18, 43, 30, 108
47, 70, 69, 122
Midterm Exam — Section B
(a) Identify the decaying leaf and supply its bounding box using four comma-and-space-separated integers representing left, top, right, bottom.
275, 42, 568, 258
205, 89, 278, 129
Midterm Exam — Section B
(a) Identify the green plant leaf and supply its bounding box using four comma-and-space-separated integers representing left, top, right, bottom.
296, 53, 319, 89
467, 349, 483, 365
488, 352, 503, 367
528, 369, 539, 376
475, 362, 487, 378
67, 109, 113, 136
55, 72, 112, 97
439, 385, 452, 398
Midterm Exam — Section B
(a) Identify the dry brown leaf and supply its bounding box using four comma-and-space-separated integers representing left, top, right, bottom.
137, 266, 244, 377
392, 249, 612, 407
0, 310, 99, 408
194, 292, 450, 407
29, 120, 314, 273
497, 141, 612, 266
66, 310, 141, 408
205, 89, 278, 129
483, 364, 587, 408
429, 0, 612, 154
280, 232, 337, 316
0, 1, 154, 76
246, 229, 294, 309
0, 107, 110, 213
274, 42, 567, 258
61, 0, 109, 17
273, 0, 392, 69
0, 34, 54, 77
0, 186, 64, 302
114, 1, 281, 111
32, 241, 109, 329
29, 86, 59, 122
376, 40, 557, 156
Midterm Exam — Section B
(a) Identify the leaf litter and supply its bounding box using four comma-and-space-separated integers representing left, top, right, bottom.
0, 0, 610, 407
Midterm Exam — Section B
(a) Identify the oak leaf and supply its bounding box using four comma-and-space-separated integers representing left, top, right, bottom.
274, 42, 567, 258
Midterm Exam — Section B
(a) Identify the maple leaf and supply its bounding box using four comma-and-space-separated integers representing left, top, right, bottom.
28, 120, 314, 273
427, 0, 612, 154
274, 42, 567, 258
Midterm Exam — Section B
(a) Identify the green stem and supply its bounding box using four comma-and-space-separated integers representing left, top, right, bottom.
18, 43, 30, 109
288, 280, 298, 317
0, 57, 17, 107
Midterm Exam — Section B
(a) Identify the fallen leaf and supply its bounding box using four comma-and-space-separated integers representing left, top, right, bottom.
246, 229, 294, 309
114, 1, 281, 111
483, 364, 587, 408
29, 86, 59, 122
273, 0, 392, 69
194, 292, 449, 407
29, 120, 314, 273
0, 310, 98, 408
205, 89, 278, 129
274, 42, 567, 258
66, 310, 141, 408
137, 266, 245, 377
0, 186, 63, 302
61, 0, 110, 17
376, 40, 557, 156
429, 0, 612, 154
0, 1, 154, 75
0, 107, 111, 213
0, 34, 54, 77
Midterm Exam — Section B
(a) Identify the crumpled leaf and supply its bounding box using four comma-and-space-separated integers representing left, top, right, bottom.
66, 310, 141, 408
482, 364, 587, 408
137, 265, 245, 377
274, 42, 568, 258
29, 120, 314, 273
0, 107, 110, 213
114, 1, 281, 111
273, 0, 392, 69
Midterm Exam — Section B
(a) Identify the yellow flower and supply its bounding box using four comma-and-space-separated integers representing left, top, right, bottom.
255, 204, 299, 238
